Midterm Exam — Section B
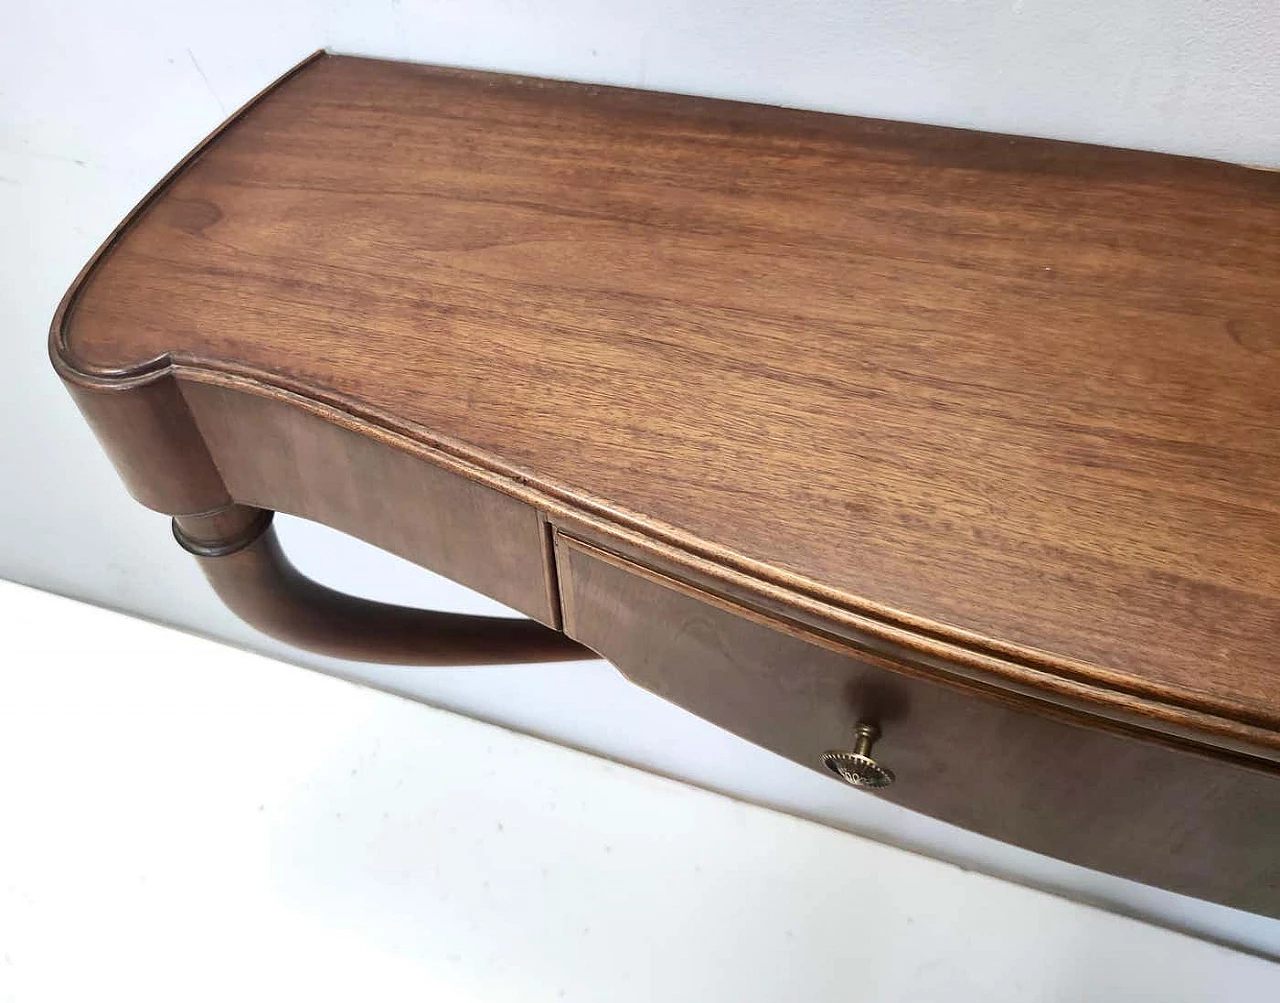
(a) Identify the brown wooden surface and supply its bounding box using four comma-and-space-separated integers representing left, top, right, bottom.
58, 372, 231, 516
549, 510, 1280, 762
52, 53, 1280, 754
555, 533, 1280, 917
177, 379, 565, 629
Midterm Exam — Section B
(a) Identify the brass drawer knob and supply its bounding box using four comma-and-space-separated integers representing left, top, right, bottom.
823, 723, 895, 789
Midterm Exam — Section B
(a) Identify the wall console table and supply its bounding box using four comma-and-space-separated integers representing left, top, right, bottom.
52, 52, 1280, 915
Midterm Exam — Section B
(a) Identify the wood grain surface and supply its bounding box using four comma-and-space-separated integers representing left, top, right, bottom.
177, 379, 567, 629
556, 533, 1280, 917
53, 53, 1280, 751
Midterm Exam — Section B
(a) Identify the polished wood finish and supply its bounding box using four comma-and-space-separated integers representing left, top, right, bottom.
52, 52, 1280, 754
555, 533, 1280, 916
50, 51, 1280, 913
177, 379, 566, 629
174, 506, 588, 665
58, 370, 230, 515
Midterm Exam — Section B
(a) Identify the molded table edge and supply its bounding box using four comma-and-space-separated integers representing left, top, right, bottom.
47, 49, 1280, 767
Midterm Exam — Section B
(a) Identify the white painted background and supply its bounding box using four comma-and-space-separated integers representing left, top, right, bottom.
2, 0, 1278, 959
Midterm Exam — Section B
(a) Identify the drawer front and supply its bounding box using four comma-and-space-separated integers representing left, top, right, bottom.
180, 380, 559, 626
555, 533, 1280, 916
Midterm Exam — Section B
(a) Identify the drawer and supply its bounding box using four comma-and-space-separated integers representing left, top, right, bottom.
554, 532, 1280, 916
179, 380, 559, 626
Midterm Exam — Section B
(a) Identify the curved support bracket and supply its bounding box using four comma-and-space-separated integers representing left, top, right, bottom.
173, 506, 592, 665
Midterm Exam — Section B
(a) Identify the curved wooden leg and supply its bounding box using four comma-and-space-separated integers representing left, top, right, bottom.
173, 505, 592, 665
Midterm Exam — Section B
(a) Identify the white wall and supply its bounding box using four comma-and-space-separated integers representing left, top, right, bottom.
2, 0, 1278, 956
